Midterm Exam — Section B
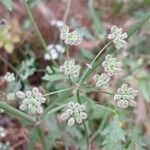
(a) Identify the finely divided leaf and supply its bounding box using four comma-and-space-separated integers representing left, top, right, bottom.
101, 115, 126, 150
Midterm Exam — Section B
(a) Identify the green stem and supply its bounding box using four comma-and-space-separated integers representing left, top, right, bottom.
24, 0, 58, 68
97, 104, 116, 114
36, 126, 49, 150
24, 0, 47, 50
66, 45, 69, 58
40, 104, 66, 118
0, 102, 35, 123
89, 111, 109, 142
44, 87, 74, 96
47, 104, 66, 115
83, 86, 114, 95
76, 89, 90, 150
83, 122, 90, 150
78, 41, 111, 85
0, 55, 18, 73
91, 42, 111, 65
63, 0, 72, 23
63, 0, 72, 59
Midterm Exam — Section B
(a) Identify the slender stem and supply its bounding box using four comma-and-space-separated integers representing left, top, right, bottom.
78, 41, 111, 85
44, 87, 74, 96
24, 0, 47, 50
83, 86, 114, 96
0, 54, 25, 85
36, 126, 49, 150
66, 45, 69, 58
91, 42, 111, 65
47, 104, 66, 115
63, 0, 72, 59
76, 89, 90, 150
83, 122, 90, 150
24, 1, 59, 67
0, 102, 35, 123
40, 104, 66, 118
97, 104, 116, 114
0, 55, 18, 73
63, 0, 72, 23
90, 111, 109, 142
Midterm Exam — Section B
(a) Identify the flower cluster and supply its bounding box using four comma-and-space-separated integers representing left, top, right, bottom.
60, 59, 81, 78
102, 54, 123, 76
93, 54, 123, 88
60, 25, 81, 45
93, 73, 110, 89
114, 84, 138, 108
0, 126, 6, 138
4, 72, 15, 82
16, 87, 46, 114
61, 102, 87, 127
50, 19, 64, 28
108, 26, 128, 49
44, 44, 65, 60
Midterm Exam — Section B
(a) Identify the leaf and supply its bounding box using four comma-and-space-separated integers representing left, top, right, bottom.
19, 58, 36, 80
88, 0, 106, 39
139, 78, 150, 102
0, 0, 13, 11
28, 128, 38, 150
127, 128, 146, 150
101, 115, 126, 150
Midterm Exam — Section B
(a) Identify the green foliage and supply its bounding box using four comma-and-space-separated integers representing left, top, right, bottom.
101, 115, 126, 150
42, 66, 65, 82
88, 0, 106, 40
139, 77, 150, 102
0, 0, 13, 11
0, 1, 150, 149
19, 57, 36, 80
127, 128, 146, 150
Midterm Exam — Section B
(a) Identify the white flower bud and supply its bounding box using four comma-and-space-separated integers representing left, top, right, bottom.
44, 44, 65, 61
116, 100, 129, 109
76, 116, 82, 124
16, 91, 26, 99
67, 117, 75, 126
4, 72, 15, 82
0, 127, 6, 138
61, 112, 69, 121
